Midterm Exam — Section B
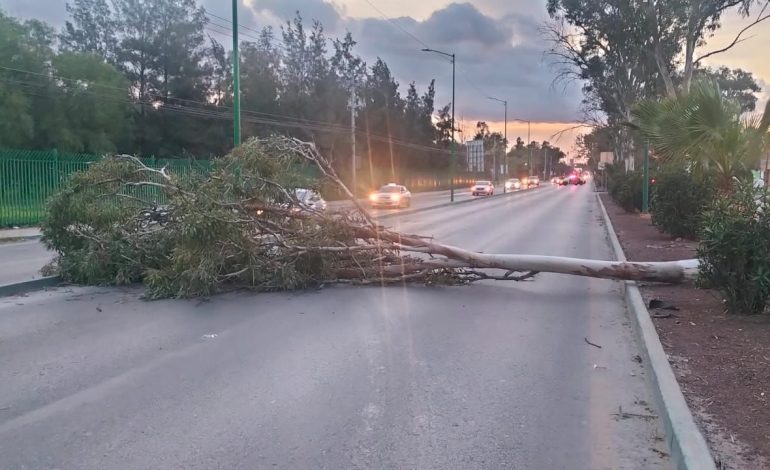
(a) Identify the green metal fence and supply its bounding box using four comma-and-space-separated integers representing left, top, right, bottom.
0, 149, 210, 227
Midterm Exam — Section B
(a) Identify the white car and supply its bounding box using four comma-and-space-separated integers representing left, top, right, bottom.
505, 178, 522, 190
369, 183, 412, 208
472, 180, 494, 196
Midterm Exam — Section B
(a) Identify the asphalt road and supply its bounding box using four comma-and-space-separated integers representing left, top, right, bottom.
0, 239, 53, 285
331, 186, 480, 217
0, 184, 671, 469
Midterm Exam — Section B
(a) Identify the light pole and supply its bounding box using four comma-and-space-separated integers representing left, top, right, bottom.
642, 141, 650, 212
232, 0, 241, 147
422, 48, 456, 202
487, 96, 507, 189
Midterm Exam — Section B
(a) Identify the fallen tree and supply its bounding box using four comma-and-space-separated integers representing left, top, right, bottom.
41, 136, 699, 298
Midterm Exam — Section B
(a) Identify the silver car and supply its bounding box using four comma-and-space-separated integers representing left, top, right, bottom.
369, 184, 412, 208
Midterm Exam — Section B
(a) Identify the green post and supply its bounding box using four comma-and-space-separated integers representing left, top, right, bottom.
642, 141, 649, 213
232, 0, 241, 147
450, 53, 455, 202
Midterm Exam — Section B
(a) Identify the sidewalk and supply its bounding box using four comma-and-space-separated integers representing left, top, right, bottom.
0, 227, 42, 240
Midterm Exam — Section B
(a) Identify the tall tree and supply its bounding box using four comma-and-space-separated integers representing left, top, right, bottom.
548, 0, 769, 98
361, 58, 405, 177
693, 66, 762, 112
113, 0, 213, 156
0, 12, 51, 148
60, 0, 118, 62
45, 52, 133, 153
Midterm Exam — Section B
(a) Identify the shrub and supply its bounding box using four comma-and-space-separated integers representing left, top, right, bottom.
698, 183, 770, 315
650, 163, 714, 238
607, 166, 644, 212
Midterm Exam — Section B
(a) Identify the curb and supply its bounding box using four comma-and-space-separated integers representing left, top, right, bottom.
0, 235, 43, 243
0, 276, 62, 298
596, 194, 715, 470
376, 186, 540, 220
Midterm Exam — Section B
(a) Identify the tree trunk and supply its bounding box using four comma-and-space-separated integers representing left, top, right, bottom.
682, 35, 696, 94
654, 43, 678, 98
352, 227, 700, 284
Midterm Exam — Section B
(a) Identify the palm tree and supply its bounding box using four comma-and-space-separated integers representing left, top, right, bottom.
633, 80, 770, 192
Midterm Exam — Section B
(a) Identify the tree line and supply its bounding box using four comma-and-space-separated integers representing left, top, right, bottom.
0, 0, 462, 182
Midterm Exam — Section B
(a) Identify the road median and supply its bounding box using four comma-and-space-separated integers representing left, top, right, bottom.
596, 193, 715, 470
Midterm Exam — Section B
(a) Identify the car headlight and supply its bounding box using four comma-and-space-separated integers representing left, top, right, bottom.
369, 194, 377, 201
391, 194, 401, 201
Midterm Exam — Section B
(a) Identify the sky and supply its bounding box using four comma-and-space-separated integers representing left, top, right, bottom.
3, 0, 768, 155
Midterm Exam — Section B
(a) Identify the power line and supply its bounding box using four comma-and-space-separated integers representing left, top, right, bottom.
203, 12, 287, 51
360, 0, 429, 48
4, 76, 454, 156
0, 64, 351, 131
206, 11, 263, 37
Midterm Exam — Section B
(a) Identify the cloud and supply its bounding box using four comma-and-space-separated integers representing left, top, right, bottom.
341, 3, 583, 123
419, 3, 509, 47
241, 0, 343, 31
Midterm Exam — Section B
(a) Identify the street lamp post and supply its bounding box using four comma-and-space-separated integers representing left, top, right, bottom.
422, 48, 456, 202
232, 0, 241, 147
487, 96, 507, 191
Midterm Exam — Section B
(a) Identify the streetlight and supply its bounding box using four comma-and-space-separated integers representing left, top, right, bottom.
487, 96, 507, 189
422, 48, 456, 202
232, 0, 241, 147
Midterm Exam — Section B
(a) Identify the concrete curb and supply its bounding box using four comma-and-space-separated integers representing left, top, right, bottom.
0, 235, 43, 243
0, 276, 62, 298
375, 186, 539, 220
596, 194, 715, 470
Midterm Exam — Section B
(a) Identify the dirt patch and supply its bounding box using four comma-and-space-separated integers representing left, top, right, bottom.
600, 193, 770, 470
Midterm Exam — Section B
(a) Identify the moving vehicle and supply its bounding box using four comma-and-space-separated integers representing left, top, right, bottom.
369, 183, 412, 208
567, 174, 585, 185
471, 180, 494, 196
504, 178, 522, 190
295, 188, 327, 212
527, 176, 540, 187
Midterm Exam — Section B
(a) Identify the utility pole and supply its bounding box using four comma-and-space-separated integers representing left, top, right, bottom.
350, 90, 357, 195
504, 101, 507, 178
642, 141, 650, 212
232, 0, 241, 147
543, 147, 548, 180
450, 54, 455, 202
422, 48, 456, 202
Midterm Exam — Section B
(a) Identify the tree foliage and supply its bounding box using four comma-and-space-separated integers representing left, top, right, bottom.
41, 136, 543, 298
633, 80, 769, 191
0, 3, 452, 183
650, 161, 714, 238
699, 183, 770, 314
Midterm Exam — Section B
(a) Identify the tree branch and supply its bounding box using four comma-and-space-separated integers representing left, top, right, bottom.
695, 1, 770, 64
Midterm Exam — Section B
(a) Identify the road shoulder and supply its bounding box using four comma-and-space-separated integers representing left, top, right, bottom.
599, 193, 769, 470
